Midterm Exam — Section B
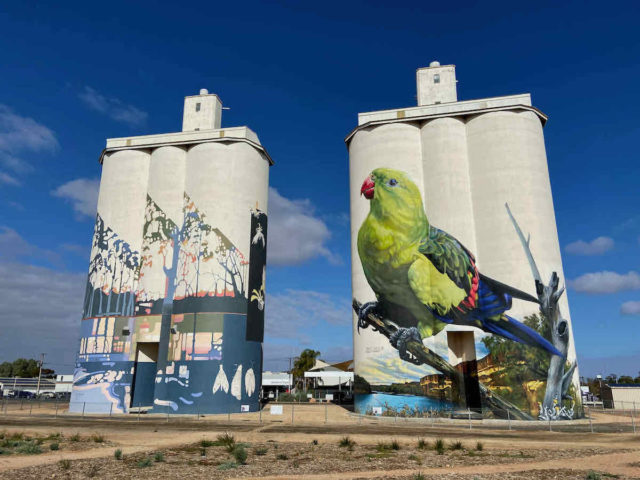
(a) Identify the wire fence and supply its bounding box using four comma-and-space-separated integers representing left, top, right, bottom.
0, 398, 637, 434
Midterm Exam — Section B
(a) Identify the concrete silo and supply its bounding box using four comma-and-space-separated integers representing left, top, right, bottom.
71, 89, 271, 415
347, 62, 580, 420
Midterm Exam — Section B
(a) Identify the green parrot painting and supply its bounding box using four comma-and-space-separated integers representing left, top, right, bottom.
356, 167, 562, 363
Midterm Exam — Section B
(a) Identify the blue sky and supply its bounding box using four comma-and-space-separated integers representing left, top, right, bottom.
0, 1, 638, 377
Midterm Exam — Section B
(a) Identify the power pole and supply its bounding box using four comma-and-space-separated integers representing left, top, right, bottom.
36, 353, 45, 396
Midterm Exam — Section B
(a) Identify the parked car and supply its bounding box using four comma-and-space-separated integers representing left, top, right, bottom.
8, 390, 35, 399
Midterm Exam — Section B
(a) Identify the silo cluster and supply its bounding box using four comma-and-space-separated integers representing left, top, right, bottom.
71, 90, 271, 414
347, 63, 579, 419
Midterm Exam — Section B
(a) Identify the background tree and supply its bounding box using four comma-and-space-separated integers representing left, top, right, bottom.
0, 359, 54, 378
291, 349, 321, 388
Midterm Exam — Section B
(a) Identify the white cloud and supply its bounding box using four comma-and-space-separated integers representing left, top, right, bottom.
569, 271, 640, 294
265, 289, 350, 341
79, 87, 148, 127
0, 226, 61, 266
268, 187, 340, 266
0, 261, 84, 371
52, 178, 99, 219
0, 105, 58, 181
0, 171, 20, 186
565, 236, 614, 255
621, 301, 640, 315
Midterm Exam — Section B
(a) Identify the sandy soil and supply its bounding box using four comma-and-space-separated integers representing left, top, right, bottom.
0, 405, 638, 479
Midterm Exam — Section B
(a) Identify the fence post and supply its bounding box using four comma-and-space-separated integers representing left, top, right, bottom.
259, 405, 262, 424
588, 407, 593, 433
291, 404, 295, 424
548, 416, 552, 432
468, 409, 472, 429
82, 402, 86, 418
29, 401, 33, 416
166, 411, 170, 423
55, 399, 59, 418
227, 406, 230, 422
324, 403, 328, 424
631, 409, 636, 434
507, 409, 511, 431
137, 405, 141, 422
109, 403, 113, 418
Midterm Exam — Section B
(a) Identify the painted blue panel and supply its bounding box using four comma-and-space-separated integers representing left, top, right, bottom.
131, 362, 157, 407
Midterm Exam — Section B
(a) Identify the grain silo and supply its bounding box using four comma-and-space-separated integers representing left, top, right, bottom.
347, 62, 580, 421
71, 89, 271, 415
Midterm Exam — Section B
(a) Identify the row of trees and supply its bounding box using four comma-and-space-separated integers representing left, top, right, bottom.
582, 373, 640, 397
0, 359, 54, 378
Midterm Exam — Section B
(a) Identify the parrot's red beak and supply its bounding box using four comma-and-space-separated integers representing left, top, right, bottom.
361, 176, 375, 199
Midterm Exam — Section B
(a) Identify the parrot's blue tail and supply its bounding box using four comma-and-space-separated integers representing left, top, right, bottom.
475, 278, 563, 357
482, 314, 563, 357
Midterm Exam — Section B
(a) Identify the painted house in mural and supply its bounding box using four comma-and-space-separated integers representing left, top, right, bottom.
70, 89, 271, 414
347, 62, 580, 420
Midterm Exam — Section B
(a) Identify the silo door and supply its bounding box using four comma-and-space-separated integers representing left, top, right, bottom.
447, 331, 482, 411
131, 342, 158, 410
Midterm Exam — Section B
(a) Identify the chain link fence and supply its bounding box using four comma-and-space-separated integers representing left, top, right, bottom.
0, 398, 637, 434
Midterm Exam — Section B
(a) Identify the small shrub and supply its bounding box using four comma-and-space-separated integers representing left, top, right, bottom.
218, 461, 237, 470
476, 441, 484, 451
200, 439, 215, 447
69, 433, 81, 442
114, 449, 123, 460
91, 433, 104, 443
58, 459, 71, 470
8, 432, 24, 441
254, 447, 268, 456
585, 472, 601, 480
200, 447, 206, 457
0, 448, 10, 455
16, 441, 42, 455
233, 445, 248, 465
339, 436, 355, 448
154, 451, 165, 462
137, 457, 153, 468
434, 439, 445, 455
216, 433, 235, 448
449, 440, 463, 450
49, 442, 59, 451
408, 453, 422, 464
277, 453, 288, 460
417, 438, 427, 450
390, 439, 400, 450
311, 439, 318, 445
414, 474, 426, 480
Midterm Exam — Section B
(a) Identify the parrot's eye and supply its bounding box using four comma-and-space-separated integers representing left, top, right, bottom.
388, 178, 398, 187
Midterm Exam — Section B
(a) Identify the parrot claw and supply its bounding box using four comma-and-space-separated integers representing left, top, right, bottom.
389, 327, 423, 365
357, 301, 379, 333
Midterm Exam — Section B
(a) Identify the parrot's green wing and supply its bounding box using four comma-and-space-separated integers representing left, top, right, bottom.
418, 226, 476, 295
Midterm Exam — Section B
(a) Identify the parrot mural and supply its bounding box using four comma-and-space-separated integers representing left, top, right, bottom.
356, 167, 562, 364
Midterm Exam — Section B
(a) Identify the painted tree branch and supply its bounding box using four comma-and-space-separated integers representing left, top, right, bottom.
505, 204, 576, 420
353, 299, 533, 420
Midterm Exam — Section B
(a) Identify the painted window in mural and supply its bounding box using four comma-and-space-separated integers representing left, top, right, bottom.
354, 168, 577, 421
168, 313, 224, 361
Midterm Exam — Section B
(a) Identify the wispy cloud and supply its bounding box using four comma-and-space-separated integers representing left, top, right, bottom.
0, 105, 58, 184
268, 187, 341, 266
569, 271, 640, 294
565, 236, 614, 255
51, 178, 99, 219
621, 301, 640, 315
265, 288, 350, 342
79, 86, 148, 127
0, 226, 62, 267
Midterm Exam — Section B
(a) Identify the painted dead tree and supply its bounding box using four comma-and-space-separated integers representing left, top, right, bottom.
506, 204, 577, 420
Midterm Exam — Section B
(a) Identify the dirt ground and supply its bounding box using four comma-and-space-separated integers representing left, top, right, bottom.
0, 405, 638, 479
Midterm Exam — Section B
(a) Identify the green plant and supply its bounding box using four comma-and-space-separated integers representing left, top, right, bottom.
91, 433, 104, 443
254, 447, 268, 456
476, 441, 484, 451
16, 441, 42, 455
434, 439, 445, 455
339, 436, 355, 448
114, 449, 123, 460
449, 440, 463, 450
390, 439, 400, 450
218, 461, 237, 470
312, 439, 318, 445
408, 453, 421, 464
137, 457, 153, 468
586, 472, 601, 480
216, 433, 235, 448
277, 453, 288, 460
200, 439, 215, 447
69, 433, 81, 442
154, 451, 165, 462
413, 474, 426, 480
58, 459, 71, 470
417, 438, 427, 449
232, 445, 248, 465
49, 442, 59, 451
